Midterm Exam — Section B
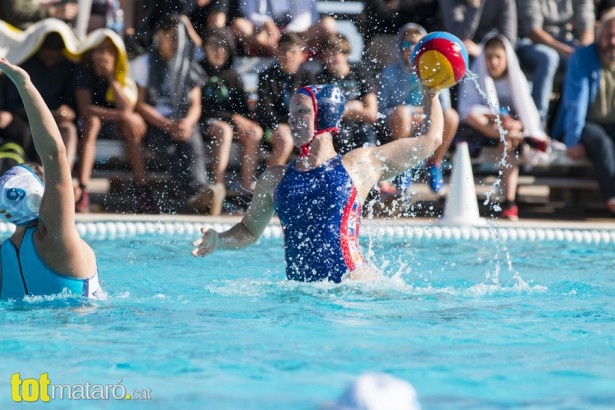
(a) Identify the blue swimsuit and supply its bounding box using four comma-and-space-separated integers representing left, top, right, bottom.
274, 155, 364, 282
0, 226, 101, 300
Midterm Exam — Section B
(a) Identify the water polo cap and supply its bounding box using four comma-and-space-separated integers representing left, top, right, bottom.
296, 85, 345, 156
0, 165, 44, 226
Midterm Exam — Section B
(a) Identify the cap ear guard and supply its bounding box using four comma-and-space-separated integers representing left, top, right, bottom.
297, 85, 345, 133
0, 165, 44, 226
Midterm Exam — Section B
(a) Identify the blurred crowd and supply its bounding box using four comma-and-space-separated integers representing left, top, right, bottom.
1, 0, 615, 218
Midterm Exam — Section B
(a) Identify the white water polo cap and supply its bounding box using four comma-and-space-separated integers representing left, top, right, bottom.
0, 164, 44, 226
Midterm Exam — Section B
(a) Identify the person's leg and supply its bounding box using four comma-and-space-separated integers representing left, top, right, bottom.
75, 114, 101, 212
76, 114, 100, 188
233, 115, 263, 190
181, 126, 226, 215
427, 107, 459, 193
174, 126, 209, 195
57, 119, 77, 169
117, 119, 160, 213
267, 123, 293, 167
517, 42, 559, 123
117, 119, 148, 185
499, 139, 520, 220
387, 105, 413, 140
581, 122, 615, 208
207, 120, 233, 185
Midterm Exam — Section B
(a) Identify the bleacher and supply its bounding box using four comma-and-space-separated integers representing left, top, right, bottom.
89, 1, 605, 216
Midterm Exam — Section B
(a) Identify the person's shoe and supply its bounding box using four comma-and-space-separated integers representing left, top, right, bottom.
75, 189, 90, 213
186, 186, 214, 213
378, 180, 398, 196
428, 163, 444, 194
135, 185, 162, 214
396, 169, 414, 196
524, 137, 549, 152
186, 183, 227, 215
500, 204, 519, 221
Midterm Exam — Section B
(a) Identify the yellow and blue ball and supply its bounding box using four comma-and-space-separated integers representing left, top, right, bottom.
410, 31, 469, 91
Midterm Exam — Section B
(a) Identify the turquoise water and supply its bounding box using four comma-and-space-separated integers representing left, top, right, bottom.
1, 231, 614, 409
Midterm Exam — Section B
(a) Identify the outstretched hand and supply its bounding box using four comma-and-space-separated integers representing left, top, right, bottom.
0, 58, 30, 85
192, 227, 219, 257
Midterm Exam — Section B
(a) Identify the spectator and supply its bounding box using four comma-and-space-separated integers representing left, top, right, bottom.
359, 0, 441, 41
74, 29, 158, 213
199, 27, 263, 197
377, 23, 459, 194
131, 14, 221, 214
230, 0, 318, 56
316, 33, 378, 155
123, 0, 229, 58
439, 0, 517, 58
255, 32, 315, 166
0, 75, 33, 173
553, 9, 615, 215
516, 0, 595, 125
458, 34, 549, 221
359, 0, 441, 77
1, 30, 78, 173
0, 0, 78, 30
596, 0, 615, 18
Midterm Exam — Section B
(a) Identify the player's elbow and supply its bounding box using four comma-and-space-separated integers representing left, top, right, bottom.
427, 131, 443, 152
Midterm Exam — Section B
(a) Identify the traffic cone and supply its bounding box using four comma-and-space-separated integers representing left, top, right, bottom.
439, 142, 485, 225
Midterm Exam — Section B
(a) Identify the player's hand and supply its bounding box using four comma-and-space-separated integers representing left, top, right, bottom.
192, 227, 219, 257
0, 58, 30, 85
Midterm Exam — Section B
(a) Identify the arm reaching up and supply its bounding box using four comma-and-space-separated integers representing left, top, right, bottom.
0, 58, 96, 279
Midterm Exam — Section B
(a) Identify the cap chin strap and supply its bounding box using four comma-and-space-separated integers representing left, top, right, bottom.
299, 127, 339, 157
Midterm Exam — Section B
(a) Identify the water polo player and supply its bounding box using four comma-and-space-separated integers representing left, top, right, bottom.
0, 58, 102, 300
192, 84, 443, 282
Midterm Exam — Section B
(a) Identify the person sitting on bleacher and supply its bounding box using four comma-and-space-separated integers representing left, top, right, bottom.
457, 34, 548, 221
131, 14, 221, 214
74, 29, 159, 214
1, 31, 78, 183
315, 32, 378, 155
553, 9, 615, 215
439, 0, 517, 59
0, 74, 32, 174
255, 32, 315, 166
230, 0, 318, 57
377, 23, 459, 195
198, 27, 263, 198
516, 0, 595, 127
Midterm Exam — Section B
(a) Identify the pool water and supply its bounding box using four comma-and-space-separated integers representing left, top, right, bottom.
1, 230, 614, 409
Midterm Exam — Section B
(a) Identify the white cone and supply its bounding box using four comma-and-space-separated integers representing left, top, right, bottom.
439, 142, 485, 226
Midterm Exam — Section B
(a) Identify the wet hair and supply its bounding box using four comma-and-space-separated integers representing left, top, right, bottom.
320, 33, 351, 55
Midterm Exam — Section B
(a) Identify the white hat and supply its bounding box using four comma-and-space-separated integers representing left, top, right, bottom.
333, 373, 421, 410
0, 165, 44, 226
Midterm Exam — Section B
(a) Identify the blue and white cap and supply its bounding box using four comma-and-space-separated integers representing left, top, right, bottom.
0, 165, 44, 226
332, 373, 421, 410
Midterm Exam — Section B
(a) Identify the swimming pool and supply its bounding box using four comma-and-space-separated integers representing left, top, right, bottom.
1, 218, 614, 409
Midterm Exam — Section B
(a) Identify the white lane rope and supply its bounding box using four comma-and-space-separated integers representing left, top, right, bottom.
1, 221, 612, 244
